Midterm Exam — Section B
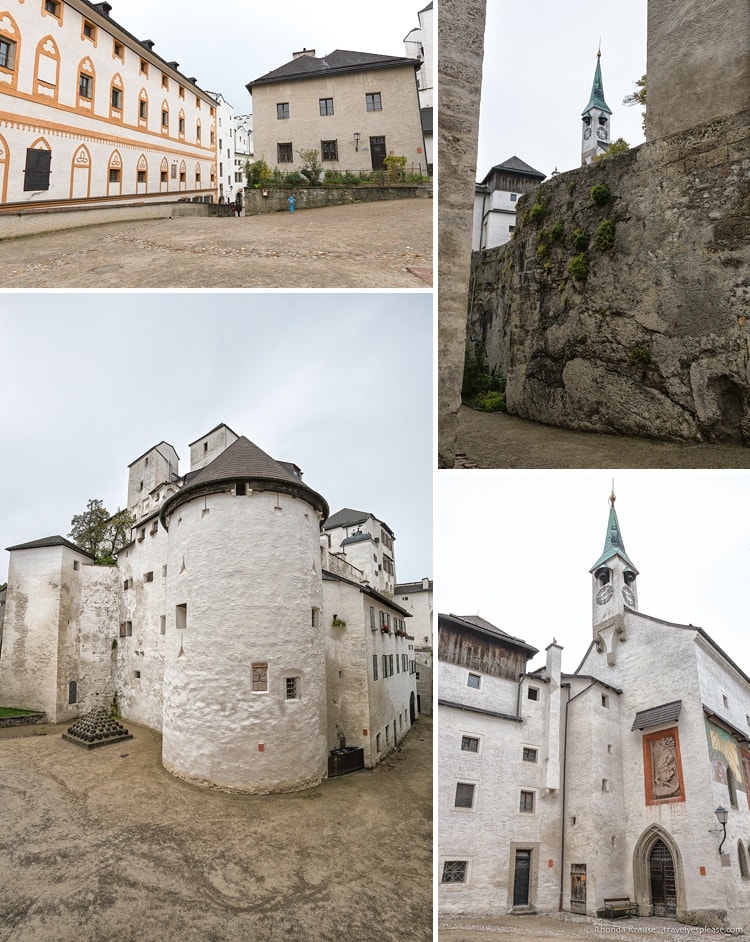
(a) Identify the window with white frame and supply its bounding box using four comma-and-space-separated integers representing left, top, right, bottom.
454, 782, 475, 809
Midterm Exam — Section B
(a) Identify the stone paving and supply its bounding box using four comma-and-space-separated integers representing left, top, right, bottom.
0, 198, 433, 289
439, 913, 744, 942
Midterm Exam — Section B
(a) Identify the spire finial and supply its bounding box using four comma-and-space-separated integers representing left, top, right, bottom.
610, 479, 616, 506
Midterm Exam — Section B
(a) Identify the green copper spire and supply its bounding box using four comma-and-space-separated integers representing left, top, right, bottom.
582, 50, 612, 116
590, 490, 638, 573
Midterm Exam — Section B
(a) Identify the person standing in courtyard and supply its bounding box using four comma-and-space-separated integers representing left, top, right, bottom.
235, 190, 243, 218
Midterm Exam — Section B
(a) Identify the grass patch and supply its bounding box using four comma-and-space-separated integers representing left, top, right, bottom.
0, 707, 43, 717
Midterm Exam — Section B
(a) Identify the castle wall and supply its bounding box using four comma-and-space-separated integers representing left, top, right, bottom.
647, 0, 750, 141
161, 487, 327, 793
115, 518, 168, 731
469, 110, 750, 443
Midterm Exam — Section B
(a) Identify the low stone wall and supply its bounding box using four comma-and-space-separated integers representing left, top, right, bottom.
469, 109, 750, 443
0, 200, 208, 241
0, 712, 47, 728
242, 184, 431, 215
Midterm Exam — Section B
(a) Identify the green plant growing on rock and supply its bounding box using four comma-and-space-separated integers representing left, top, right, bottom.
528, 202, 546, 224
567, 252, 590, 281
594, 219, 616, 251
594, 138, 630, 162
590, 183, 612, 206
573, 229, 589, 251
462, 343, 506, 409
244, 158, 272, 188
474, 391, 506, 413
628, 346, 652, 367
550, 221, 565, 243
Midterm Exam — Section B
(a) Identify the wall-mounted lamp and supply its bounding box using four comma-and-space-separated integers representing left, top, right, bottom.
713, 806, 729, 854
354, 132, 361, 151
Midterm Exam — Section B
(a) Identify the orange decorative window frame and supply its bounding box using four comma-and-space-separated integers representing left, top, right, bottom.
81, 19, 97, 46
41, 0, 63, 26
34, 35, 60, 100
112, 38, 124, 62
138, 88, 148, 126
109, 73, 123, 121
643, 726, 685, 806
0, 13, 21, 90
178, 109, 186, 141
76, 57, 95, 112
160, 99, 170, 135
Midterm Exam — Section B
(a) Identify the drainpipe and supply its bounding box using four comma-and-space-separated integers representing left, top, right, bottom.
559, 681, 597, 911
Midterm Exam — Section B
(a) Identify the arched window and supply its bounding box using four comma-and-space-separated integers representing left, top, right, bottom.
160, 99, 169, 134
34, 35, 59, 100
109, 73, 123, 120
136, 153, 148, 191
138, 88, 148, 126
728, 766, 739, 810
739, 841, 750, 879
178, 109, 186, 140
76, 56, 95, 112
596, 567, 611, 587
107, 149, 122, 194
0, 12, 21, 91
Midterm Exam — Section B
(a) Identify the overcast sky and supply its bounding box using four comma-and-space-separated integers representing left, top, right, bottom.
0, 294, 432, 585
109, 0, 425, 115
476, 0, 647, 180
438, 471, 750, 677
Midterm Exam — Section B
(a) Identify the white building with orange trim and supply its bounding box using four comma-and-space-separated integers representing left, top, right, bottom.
0, 0, 219, 209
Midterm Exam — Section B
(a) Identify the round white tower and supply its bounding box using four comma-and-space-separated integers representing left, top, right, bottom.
158, 436, 329, 793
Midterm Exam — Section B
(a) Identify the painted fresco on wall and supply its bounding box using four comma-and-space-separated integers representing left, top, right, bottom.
705, 719, 744, 788
643, 726, 685, 805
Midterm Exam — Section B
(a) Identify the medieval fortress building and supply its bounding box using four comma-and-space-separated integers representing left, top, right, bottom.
0, 423, 420, 793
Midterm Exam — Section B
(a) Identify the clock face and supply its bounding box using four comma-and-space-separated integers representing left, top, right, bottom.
596, 126, 607, 140
583, 127, 592, 140
596, 585, 613, 605
622, 585, 635, 607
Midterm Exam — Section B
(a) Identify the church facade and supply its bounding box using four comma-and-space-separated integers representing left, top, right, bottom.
439, 497, 750, 929
0, 424, 419, 793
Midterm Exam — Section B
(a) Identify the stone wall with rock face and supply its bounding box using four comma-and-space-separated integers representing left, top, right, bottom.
469, 109, 750, 443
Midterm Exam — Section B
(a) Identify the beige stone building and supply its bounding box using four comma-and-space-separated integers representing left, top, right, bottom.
247, 49, 426, 176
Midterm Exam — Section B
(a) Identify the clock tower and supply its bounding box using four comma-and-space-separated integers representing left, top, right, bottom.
590, 490, 638, 633
581, 50, 612, 165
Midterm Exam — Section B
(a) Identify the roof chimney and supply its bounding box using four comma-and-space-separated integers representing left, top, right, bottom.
142, 39, 155, 50
292, 48, 316, 59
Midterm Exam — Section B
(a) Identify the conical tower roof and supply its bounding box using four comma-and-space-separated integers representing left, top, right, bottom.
160, 435, 329, 525
582, 51, 612, 116
590, 493, 638, 573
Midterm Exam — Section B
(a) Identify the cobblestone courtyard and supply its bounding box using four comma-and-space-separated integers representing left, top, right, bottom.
0, 198, 432, 289
0, 716, 432, 942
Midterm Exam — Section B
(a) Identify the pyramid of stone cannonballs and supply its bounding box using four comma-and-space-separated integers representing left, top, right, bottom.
62, 706, 133, 749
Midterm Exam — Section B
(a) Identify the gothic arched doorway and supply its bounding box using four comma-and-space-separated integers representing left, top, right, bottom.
649, 840, 677, 916
633, 825, 685, 918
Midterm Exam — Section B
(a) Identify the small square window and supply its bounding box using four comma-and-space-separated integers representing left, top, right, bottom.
319, 97, 334, 117
461, 736, 479, 753
520, 790, 535, 813
454, 782, 475, 809
510, 193, 518, 201
140, 58, 148, 75
82, 20, 96, 40
321, 140, 338, 162
366, 92, 382, 112
527, 687, 539, 701
602, 778, 610, 792
144, 571, 153, 583
0, 38, 17, 71
161, 110, 169, 128
160, 615, 166, 635
441, 861, 467, 884
162, 74, 169, 89
44, 0, 61, 16
134, 670, 141, 679
277, 102, 290, 120
723, 694, 729, 708
111, 87, 122, 110
113, 41, 124, 59
109, 168, 120, 184
522, 747, 538, 763
73, 560, 79, 571
277, 142, 293, 164
79, 74, 92, 99
467, 672, 480, 689
285, 677, 299, 700
601, 694, 609, 708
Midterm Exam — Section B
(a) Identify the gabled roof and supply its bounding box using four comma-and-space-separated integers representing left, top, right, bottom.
323, 507, 394, 537
590, 496, 638, 573
632, 700, 682, 731
582, 51, 612, 116
480, 156, 546, 184
440, 612, 539, 657
323, 569, 411, 617
6, 535, 95, 558
187, 422, 240, 448
248, 49, 420, 90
